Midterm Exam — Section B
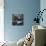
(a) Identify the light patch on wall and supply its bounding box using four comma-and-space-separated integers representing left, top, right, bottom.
0, 0, 4, 8
0, 8, 4, 42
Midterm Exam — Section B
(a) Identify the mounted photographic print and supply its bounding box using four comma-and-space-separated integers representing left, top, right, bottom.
12, 14, 24, 26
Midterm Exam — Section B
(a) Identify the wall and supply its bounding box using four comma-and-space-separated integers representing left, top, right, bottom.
4, 0, 40, 42
40, 0, 46, 26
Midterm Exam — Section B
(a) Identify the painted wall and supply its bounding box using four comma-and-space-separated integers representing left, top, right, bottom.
40, 0, 46, 27
4, 0, 40, 42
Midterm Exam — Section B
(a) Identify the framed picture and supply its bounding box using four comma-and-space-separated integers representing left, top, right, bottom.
12, 14, 24, 26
